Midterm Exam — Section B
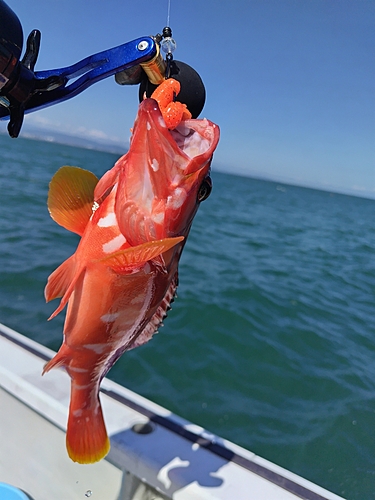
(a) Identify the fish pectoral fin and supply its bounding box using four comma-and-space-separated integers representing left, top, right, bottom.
45, 255, 76, 302
96, 236, 184, 272
48, 166, 99, 236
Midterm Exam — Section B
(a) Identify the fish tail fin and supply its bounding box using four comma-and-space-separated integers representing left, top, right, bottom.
66, 382, 110, 464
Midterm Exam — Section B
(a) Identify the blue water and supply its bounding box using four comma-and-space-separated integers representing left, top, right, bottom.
0, 134, 374, 499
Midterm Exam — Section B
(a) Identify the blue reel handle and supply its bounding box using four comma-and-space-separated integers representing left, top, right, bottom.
7, 36, 156, 116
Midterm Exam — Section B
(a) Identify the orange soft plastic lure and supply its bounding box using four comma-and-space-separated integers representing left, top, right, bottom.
151, 78, 192, 129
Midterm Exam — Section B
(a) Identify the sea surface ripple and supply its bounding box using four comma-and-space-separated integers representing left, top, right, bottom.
0, 135, 374, 499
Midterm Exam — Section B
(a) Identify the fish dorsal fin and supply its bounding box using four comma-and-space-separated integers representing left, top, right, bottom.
128, 272, 179, 350
96, 236, 184, 272
48, 166, 99, 236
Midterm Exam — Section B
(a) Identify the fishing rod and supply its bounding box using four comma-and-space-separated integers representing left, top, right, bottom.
0, 0, 206, 138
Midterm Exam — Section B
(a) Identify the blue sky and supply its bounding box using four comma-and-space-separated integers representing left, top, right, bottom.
2, 0, 374, 198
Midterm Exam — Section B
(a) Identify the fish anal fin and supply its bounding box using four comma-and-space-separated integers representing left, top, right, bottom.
48, 166, 99, 236
96, 236, 184, 272
45, 255, 76, 302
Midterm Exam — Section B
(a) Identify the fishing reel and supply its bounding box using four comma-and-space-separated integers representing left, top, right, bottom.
0, 0, 65, 138
0, 0, 206, 138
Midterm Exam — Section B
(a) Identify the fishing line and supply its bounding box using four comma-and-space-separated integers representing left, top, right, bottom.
162, 0, 176, 79
166, 0, 171, 27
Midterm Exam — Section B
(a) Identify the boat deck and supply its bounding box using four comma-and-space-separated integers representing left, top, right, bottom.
0, 323, 345, 500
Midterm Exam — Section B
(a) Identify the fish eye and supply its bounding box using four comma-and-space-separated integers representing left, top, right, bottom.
197, 176, 212, 202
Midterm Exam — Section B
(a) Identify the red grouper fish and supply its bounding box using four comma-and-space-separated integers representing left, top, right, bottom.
43, 78, 220, 464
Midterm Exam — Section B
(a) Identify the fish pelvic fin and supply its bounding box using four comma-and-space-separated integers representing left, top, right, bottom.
48, 166, 99, 236
66, 383, 110, 464
96, 236, 184, 273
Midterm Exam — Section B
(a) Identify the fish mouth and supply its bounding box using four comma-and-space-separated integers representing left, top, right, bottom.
134, 97, 220, 175
126, 96, 220, 214
113, 97, 220, 244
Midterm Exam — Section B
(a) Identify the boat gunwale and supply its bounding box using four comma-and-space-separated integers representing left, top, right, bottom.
0, 323, 345, 500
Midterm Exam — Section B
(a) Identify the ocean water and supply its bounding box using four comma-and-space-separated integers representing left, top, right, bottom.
0, 133, 374, 499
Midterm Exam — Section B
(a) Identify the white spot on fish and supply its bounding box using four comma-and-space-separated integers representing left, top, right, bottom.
85, 343, 108, 354
69, 366, 88, 373
171, 174, 182, 187
73, 409, 83, 417
102, 234, 126, 254
74, 383, 91, 390
151, 159, 159, 172
100, 312, 120, 323
147, 121, 151, 130
167, 188, 187, 209
151, 212, 164, 224
92, 201, 100, 212
98, 212, 117, 227
158, 116, 166, 128
130, 294, 145, 305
